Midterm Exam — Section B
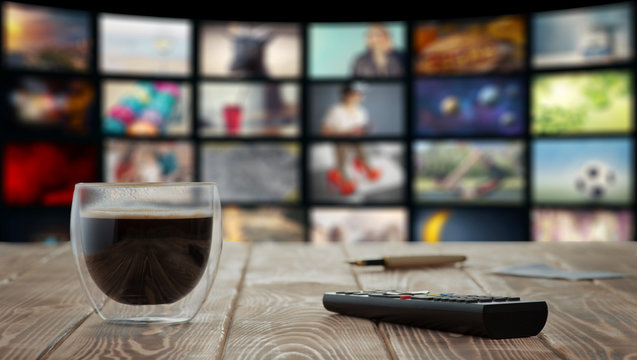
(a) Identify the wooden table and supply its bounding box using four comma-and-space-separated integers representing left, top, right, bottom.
1, 241, 636, 359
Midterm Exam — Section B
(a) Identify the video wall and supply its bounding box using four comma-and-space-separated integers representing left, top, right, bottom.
1, 1, 634, 243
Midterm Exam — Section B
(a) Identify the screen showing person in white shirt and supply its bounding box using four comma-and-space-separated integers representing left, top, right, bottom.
321, 82, 370, 136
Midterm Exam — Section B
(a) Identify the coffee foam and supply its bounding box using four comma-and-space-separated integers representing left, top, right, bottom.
81, 208, 213, 219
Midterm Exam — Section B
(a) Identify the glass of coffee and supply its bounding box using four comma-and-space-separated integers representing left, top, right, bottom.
70, 182, 222, 324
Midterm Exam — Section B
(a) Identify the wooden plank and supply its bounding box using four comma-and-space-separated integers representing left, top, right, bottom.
446, 242, 637, 360
542, 242, 637, 296
222, 242, 392, 360
0, 243, 68, 285
46, 241, 251, 360
344, 242, 560, 360
0, 245, 93, 360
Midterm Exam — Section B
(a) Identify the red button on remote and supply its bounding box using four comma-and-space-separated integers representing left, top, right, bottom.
400, 295, 412, 299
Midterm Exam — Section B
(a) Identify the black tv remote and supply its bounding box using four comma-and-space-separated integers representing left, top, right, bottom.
323, 290, 548, 339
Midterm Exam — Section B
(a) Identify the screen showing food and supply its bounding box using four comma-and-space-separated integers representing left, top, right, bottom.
223, 206, 304, 242
532, 2, 633, 68
532, 209, 633, 242
5, 75, 95, 135
413, 15, 525, 75
310, 142, 404, 203
309, 81, 404, 137
310, 207, 407, 243
199, 82, 299, 137
200, 22, 301, 78
309, 22, 406, 78
104, 139, 194, 183
532, 138, 633, 205
413, 140, 524, 204
414, 77, 525, 136
200, 142, 299, 203
99, 13, 191, 75
3, 142, 97, 206
532, 69, 632, 135
102, 80, 191, 137
413, 208, 527, 242
2, 2, 90, 71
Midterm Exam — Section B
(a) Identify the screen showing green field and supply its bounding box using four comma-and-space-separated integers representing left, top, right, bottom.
413, 140, 524, 204
531, 69, 633, 135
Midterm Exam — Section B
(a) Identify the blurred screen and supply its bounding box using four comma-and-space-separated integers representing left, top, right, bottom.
6, 75, 95, 135
413, 140, 525, 204
533, 209, 633, 242
413, 208, 527, 242
309, 22, 406, 78
413, 15, 525, 75
3, 142, 97, 206
532, 138, 633, 205
223, 206, 304, 242
3, 210, 70, 243
99, 14, 191, 75
104, 139, 194, 182
199, 82, 299, 137
2, 2, 90, 71
102, 80, 191, 137
200, 142, 299, 203
532, 69, 632, 135
310, 141, 405, 203
414, 77, 525, 136
309, 81, 404, 137
200, 22, 301, 78
533, 2, 633, 68
310, 207, 407, 243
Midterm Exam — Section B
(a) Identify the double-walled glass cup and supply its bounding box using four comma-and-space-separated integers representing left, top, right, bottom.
70, 182, 222, 324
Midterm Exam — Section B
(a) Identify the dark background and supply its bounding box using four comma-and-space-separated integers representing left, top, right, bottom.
1, 0, 634, 243
11, 0, 622, 20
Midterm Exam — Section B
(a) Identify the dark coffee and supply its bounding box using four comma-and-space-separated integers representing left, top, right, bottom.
80, 213, 212, 305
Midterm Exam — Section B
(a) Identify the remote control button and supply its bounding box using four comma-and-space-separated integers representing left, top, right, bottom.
411, 290, 430, 295
370, 294, 401, 298
412, 295, 433, 300
400, 295, 412, 299
507, 297, 521, 301
493, 297, 508, 302
384, 290, 410, 295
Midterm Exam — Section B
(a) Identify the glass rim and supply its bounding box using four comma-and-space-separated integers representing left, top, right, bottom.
75, 182, 216, 188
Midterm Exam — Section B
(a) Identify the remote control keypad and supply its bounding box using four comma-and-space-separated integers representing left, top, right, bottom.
335, 290, 521, 303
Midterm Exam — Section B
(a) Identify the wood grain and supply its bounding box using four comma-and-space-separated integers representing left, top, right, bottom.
0, 246, 92, 360
0, 242, 67, 285
542, 242, 637, 296
221, 242, 392, 360
449, 242, 637, 360
2, 241, 637, 359
344, 242, 561, 360
46, 241, 251, 360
